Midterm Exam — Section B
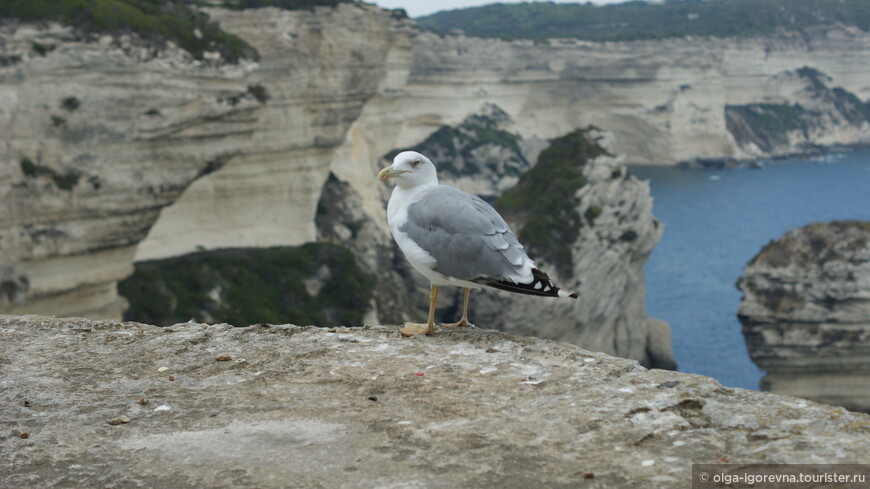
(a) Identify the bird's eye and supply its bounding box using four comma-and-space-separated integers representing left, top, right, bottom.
411, 160, 421, 167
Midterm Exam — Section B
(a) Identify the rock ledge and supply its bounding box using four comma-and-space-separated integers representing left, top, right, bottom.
2, 315, 869, 488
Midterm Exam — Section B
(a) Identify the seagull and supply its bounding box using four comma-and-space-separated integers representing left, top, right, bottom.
378, 151, 578, 337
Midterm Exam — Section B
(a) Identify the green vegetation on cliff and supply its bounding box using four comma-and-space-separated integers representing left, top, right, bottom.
119, 243, 373, 327
725, 103, 809, 151
384, 104, 526, 179
20, 157, 82, 191
751, 221, 870, 269
417, 0, 870, 42
217, 0, 352, 9
725, 67, 870, 152
496, 127, 610, 276
0, 0, 257, 62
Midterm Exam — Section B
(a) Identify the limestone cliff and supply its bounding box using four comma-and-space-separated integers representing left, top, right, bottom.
0, 21, 262, 319
726, 67, 870, 158
737, 221, 870, 412
398, 26, 870, 166
3, 314, 870, 488
0, 5, 412, 320
134, 4, 412, 260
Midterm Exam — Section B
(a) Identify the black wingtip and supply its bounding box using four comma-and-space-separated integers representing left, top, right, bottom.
473, 268, 577, 299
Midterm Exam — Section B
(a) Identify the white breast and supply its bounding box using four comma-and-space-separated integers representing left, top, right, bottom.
387, 185, 437, 272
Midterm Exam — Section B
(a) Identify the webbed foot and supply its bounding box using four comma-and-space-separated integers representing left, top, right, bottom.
400, 322, 435, 336
440, 319, 469, 328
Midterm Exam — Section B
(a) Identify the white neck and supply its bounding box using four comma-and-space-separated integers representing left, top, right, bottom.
394, 173, 438, 190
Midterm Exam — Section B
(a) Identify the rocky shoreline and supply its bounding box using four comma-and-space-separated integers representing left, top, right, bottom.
674, 143, 870, 170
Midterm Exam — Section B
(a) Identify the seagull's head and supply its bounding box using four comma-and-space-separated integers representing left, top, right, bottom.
378, 151, 437, 189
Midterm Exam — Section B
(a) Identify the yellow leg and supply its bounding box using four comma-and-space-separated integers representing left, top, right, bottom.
401, 285, 438, 336
441, 288, 471, 328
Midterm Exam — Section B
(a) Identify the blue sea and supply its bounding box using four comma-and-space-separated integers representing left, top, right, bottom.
631, 149, 870, 390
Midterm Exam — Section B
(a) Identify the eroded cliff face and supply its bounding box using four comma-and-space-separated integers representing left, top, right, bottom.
1, 5, 414, 320
737, 221, 870, 412
0, 21, 262, 318
726, 67, 870, 157
134, 4, 414, 261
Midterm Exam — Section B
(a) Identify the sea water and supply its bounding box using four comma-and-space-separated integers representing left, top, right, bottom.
631, 149, 870, 389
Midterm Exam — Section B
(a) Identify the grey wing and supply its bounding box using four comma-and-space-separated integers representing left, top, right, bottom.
400, 186, 531, 281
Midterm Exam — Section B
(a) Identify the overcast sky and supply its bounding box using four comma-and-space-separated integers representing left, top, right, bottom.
372, 0, 630, 18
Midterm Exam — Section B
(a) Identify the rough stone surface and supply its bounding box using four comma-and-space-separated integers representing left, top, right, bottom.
3, 315, 870, 488
737, 221, 870, 412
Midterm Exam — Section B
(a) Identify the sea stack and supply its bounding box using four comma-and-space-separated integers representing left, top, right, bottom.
737, 221, 870, 412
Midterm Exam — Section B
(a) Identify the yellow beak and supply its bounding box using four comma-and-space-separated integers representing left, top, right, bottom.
378, 167, 407, 181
